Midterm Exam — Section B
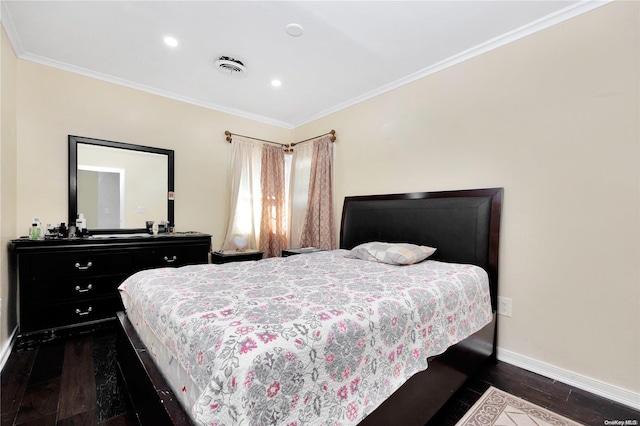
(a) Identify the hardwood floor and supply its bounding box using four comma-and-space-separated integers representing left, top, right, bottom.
2, 324, 638, 426
1, 325, 136, 426
427, 360, 640, 426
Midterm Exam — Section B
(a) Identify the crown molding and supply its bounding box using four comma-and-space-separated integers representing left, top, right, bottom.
2, 0, 612, 130
2, 9, 293, 131
1, 0, 25, 56
292, 0, 614, 128
17, 51, 295, 129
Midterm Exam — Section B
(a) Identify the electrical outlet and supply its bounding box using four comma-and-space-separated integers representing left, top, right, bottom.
497, 296, 512, 317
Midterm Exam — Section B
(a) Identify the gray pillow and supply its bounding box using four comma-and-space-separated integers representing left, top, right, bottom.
345, 242, 436, 265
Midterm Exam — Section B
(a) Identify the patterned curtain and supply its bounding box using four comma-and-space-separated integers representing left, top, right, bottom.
259, 145, 287, 257
299, 136, 335, 250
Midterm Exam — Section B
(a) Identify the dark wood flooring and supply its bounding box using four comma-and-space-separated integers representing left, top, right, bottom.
427, 360, 640, 426
2, 323, 638, 426
1, 326, 137, 426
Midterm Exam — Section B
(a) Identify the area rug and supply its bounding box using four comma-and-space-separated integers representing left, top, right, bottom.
455, 386, 586, 426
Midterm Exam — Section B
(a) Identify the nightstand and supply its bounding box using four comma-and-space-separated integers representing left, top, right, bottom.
281, 247, 325, 257
211, 250, 263, 264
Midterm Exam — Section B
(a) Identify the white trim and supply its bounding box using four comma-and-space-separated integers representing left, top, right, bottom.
17, 51, 294, 130
292, 0, 613, 127
497, 348, 640, 411
0, 1, 25, 57
2, 0, 613, 129
0, 325, 18, 372
1, 0, 280, 129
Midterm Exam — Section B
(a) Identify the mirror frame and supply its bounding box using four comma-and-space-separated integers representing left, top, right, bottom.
68, 135, 175, 234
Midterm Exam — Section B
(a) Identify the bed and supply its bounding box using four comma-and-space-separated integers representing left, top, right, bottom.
116, 187, 503, 425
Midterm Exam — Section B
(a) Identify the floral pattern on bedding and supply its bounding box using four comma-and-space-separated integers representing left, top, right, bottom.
118, 250, 492, 426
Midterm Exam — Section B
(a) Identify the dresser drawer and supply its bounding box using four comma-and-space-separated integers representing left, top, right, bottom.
22, 296, 123, 333
30, 252, 133, 279
134, 245, 209, 269
28, 274, 129, 303
11, 233, 211, 336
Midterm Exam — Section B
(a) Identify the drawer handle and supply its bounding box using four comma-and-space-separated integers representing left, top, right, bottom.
74, 261, 93, 271
75, 307, 93, 316
164, 255, 177, 263
75, 284, 93, 293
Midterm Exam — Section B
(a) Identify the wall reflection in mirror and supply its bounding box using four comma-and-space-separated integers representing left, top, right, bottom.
69, 136, 174, 233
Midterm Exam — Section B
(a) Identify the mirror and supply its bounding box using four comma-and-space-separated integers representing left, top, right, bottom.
69, 135, 174, 233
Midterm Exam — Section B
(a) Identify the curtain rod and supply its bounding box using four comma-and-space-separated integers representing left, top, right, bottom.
225, 130, 336, 149
224, 131, 288, 147
291, 130, 336, 147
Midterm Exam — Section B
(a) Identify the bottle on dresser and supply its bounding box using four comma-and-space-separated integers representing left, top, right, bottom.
29, 223, 40, 240
75, 213, 87, 237
28, 217, 44, 240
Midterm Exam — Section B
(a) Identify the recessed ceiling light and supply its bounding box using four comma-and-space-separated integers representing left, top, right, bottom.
271, 79, 282, 88
286, 23, 304, 37
164, 36, 178, 47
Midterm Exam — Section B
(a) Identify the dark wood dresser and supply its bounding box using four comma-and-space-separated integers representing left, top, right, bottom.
10, 233, 211, 335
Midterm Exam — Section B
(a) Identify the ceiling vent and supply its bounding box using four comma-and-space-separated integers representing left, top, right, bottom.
215, 56, 246, 75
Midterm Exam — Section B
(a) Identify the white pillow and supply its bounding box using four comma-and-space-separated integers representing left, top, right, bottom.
345, 242, 436, 265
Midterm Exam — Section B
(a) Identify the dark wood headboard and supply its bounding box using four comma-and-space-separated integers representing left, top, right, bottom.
340, 188, 503, 310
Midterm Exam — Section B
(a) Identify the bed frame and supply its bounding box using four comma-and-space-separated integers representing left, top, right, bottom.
116, 187, 503, 425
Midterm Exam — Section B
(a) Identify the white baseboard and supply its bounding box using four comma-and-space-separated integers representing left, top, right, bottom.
0, 326, 18, 372
497, 348, 640, 411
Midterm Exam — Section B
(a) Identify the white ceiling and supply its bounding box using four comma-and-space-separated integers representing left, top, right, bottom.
1, 1, 608, 129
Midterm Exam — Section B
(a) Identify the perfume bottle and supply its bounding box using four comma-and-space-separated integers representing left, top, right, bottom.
30, 223, 40, 240
76, 213, 86, 237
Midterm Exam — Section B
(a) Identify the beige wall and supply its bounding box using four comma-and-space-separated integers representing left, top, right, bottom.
1, 24, 19, 356
296, 2, 640, 394
3, 0, 638, 399
8, 55, 290, 353
15, 60, 291, 245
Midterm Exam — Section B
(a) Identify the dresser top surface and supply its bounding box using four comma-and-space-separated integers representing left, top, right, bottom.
11, 232, 211, 251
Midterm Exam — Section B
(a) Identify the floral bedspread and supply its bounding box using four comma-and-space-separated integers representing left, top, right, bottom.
118, 250, 492, 426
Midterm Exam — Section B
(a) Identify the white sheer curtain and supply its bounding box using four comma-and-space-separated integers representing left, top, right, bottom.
223, 134, 334, 253
221, 138, 263, 251
287, 142, 314, 248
